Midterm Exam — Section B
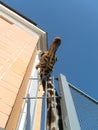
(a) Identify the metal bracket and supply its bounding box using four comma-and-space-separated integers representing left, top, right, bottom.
23, 95, 61, 100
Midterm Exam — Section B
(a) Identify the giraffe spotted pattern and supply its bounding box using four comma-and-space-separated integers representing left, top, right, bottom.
36, 37, 63, 130
46, 79, 63, 130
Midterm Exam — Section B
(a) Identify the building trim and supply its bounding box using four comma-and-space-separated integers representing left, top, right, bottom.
58, 74, 81, 130
68, 83, 98, 104
0, 1, 37, 26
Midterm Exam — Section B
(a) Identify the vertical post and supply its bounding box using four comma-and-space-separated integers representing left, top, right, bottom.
40, 93, 46, 130
52, 77, 58, 130
44, 78, 47, 130
34, 84, 43, 130
25, 94, 31, 130
58, 74, 81, 130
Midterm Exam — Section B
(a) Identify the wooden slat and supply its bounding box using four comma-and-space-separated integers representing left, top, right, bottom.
0, 17, 38, 129
34, 84, 43, 130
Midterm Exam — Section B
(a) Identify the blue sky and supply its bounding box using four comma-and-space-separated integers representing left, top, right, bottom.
1, 0, 98, 100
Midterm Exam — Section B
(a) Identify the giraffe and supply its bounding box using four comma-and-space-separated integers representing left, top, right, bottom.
36, 37, 63, 130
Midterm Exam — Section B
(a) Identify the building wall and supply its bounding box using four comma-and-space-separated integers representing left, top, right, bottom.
69, 85, 98, 130
58, 74, 98, 130
0, 16, 39, 129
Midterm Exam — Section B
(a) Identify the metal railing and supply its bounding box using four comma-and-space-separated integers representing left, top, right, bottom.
17, 77, 40, 130
17, 75, 64, 130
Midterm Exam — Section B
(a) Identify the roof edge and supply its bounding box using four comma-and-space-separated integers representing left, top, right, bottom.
0, 1, 48, 51
68, 82, 98, 104
0, 1, 37, 26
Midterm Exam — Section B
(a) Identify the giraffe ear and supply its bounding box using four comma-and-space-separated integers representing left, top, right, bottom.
36, 64, 39, 69
55, 56, 57, 61
40, 52, 45, 57
40, 51, 48, 57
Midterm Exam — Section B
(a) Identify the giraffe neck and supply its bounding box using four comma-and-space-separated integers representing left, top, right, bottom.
46, 79, 63, 130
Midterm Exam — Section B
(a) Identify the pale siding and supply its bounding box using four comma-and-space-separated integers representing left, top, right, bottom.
0, 17, 38, 129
